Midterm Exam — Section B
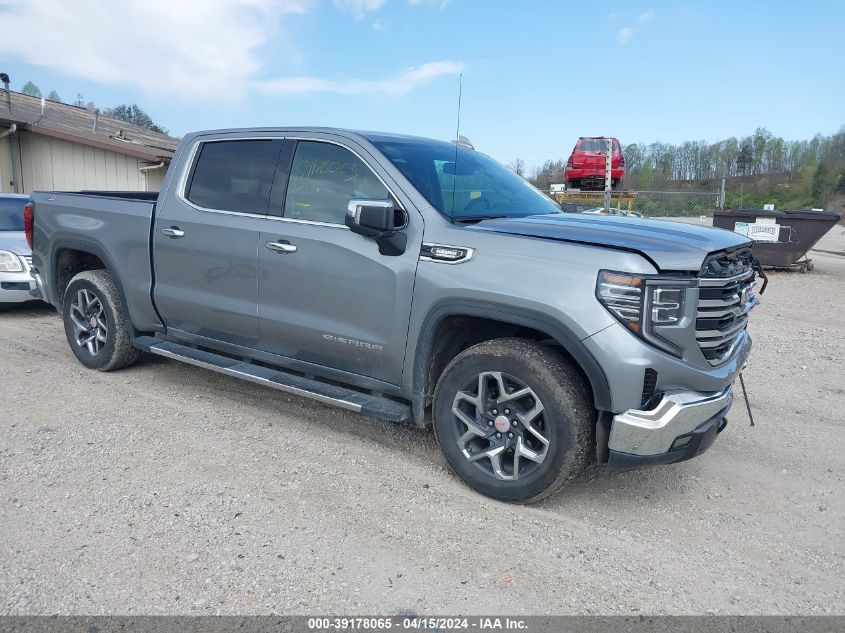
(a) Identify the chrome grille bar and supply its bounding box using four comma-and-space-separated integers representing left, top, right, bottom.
696, 249, 757, 365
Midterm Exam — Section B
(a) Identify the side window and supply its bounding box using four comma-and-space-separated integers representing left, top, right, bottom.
186, 140, 282, 214
284, 141, 389, 224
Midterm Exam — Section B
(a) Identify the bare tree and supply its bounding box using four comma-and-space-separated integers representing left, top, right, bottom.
507, 158, 526, 177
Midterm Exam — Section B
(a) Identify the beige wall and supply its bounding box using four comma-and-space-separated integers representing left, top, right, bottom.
0, 134, 15, 193
1, 130, 166, 194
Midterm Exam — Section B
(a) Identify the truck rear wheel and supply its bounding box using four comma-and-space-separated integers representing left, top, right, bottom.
432, 338, 593, 503
62, 270, 141, 371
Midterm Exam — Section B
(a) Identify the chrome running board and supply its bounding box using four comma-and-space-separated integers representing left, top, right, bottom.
133, 336, 411, 424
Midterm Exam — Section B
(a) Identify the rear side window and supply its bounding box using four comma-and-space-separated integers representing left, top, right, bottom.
186, 140, 282, 214
0, 198, 26, 231
284, 141, 389, 225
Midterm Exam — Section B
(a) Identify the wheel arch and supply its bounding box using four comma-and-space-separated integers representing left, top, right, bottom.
50, 239, 133, 331
408, 301, 611, 426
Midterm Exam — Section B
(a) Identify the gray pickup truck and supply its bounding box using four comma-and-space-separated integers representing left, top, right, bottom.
28, 128, 758, 502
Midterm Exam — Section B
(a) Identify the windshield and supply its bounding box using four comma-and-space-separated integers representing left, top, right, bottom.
0, 198, 26, 231
372, 140, 560, 220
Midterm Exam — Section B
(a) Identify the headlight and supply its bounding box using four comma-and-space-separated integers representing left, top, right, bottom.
596, 271, 644, 332
597, 270, 694, 356
0, 250, 24, 273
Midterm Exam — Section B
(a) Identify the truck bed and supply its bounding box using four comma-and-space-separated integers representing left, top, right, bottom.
29, 190, 163, 332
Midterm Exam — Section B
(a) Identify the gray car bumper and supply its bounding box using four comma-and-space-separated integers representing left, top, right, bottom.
0, 272, 38, 303
606, 388, 733, 471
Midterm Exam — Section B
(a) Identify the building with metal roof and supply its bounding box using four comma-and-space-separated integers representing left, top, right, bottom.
0, 76, 178, 194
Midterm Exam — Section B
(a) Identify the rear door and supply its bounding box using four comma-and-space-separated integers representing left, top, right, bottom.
256, 137, 421, 385
153, 136, 284, 348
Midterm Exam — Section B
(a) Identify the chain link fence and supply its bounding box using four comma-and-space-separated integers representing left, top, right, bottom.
542, 189, 722, 221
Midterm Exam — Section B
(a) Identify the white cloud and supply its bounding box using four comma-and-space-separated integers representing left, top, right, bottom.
372, 18, 388, 31
614, 9, 653, 44
0, 0, 315, 103
608, 12, 619, 19
256, 60, 464, 96
333, 0, 386, 19
0, 0, 458, 103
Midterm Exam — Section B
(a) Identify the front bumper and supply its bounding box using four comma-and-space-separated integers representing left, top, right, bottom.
582, 322, 751, 414
606, 388, 732, 472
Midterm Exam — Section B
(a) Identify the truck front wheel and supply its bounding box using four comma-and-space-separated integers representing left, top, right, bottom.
62, 270, 141, 371
433, 338, 593, 503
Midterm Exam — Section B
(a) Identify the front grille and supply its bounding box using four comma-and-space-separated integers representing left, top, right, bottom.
23, 255, 32, 266
696, 248, 756, 365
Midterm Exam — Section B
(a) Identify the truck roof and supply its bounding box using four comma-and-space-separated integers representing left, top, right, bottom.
184, 127, 455, 149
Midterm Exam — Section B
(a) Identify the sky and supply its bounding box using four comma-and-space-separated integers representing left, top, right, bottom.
1, 0, 843, 168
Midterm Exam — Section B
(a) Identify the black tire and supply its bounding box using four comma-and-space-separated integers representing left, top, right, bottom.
612, 179, 623, 191
432, 338, 593, 503
62, 269, 141, 371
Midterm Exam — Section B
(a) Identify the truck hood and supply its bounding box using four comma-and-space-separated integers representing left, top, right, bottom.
467, 214, 750, 272
0, 231, 29, 256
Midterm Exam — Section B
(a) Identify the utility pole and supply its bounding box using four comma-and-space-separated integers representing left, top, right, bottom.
720, 178, 726, 210
604, 137, 612, 212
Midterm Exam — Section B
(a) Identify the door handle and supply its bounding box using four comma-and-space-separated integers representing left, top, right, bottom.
265, 241, 297, 254
160, 227, 185, 238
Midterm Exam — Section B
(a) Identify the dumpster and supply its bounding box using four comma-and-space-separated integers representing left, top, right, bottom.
713, 209, 843, 272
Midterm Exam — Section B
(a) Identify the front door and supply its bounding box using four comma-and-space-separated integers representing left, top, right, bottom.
153, 137, 283, 348
256, 139, 421, 385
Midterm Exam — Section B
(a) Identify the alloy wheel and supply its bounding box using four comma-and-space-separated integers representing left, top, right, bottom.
452, 371, 550, 481
69, 288, 108, 356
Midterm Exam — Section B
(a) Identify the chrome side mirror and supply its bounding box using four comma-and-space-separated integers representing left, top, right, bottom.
345, 199, 395, 236
344, 199, 407, 256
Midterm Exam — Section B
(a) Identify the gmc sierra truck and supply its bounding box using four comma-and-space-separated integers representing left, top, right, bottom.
27, 128, 758, 502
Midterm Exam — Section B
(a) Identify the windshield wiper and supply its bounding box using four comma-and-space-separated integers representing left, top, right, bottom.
452, 214, 508, 224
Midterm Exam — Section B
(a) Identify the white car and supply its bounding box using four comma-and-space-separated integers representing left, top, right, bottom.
0, 193, 39, 307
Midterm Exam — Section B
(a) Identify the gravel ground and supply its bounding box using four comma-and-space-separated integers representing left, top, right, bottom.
1, 228, 843, 616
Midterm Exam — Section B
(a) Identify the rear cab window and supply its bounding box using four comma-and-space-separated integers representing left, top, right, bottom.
185, 139, 283, 214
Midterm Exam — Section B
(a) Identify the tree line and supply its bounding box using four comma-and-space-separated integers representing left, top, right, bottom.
520, 126, 845, 209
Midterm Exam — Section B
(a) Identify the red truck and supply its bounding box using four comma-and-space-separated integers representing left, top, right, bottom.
564, 137, 625, 191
